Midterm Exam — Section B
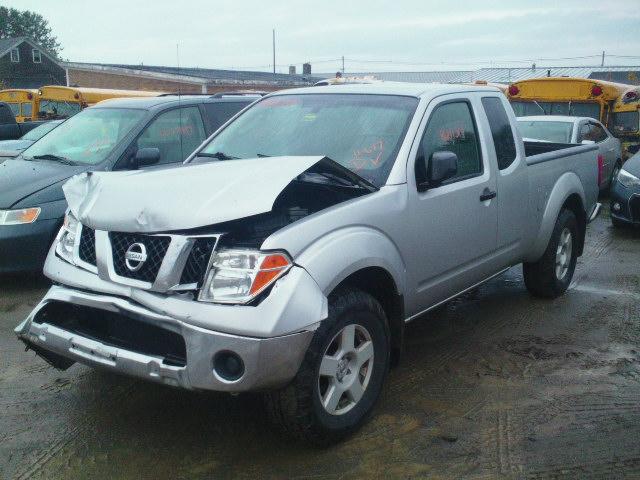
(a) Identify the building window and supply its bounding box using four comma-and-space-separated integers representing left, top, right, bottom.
10, 48, 20, 63
32, 49, 42, 63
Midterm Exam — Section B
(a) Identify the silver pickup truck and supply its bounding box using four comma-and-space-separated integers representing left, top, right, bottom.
16, 83, 601, 444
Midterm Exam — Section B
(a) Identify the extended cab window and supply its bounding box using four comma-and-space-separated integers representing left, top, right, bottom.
416, 101, 482, 185
481, 97, 517, 170
137, 106, 206, 164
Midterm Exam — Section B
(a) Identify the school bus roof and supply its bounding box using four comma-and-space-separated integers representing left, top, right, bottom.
508, 77, 630, 102
0, 89, 38, 100
37, 86, 165, 104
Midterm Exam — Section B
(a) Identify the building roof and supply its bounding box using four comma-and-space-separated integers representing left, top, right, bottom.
64, 62, 321, 86
471, 66, 640, 84
0, 37, 24, 57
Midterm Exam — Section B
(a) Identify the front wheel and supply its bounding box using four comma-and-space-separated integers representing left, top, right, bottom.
264, 288, 390, 445
523, 208, 578, 298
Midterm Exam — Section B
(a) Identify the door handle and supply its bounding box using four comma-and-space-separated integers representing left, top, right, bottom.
480, 188, 497, 202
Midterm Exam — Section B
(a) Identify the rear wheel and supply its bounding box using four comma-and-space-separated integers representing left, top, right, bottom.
264, 288, 390, 445
523, 208, 578, 298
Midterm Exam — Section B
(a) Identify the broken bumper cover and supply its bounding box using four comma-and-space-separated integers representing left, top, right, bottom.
15, 252, 327, 392
15, 285, 316, 392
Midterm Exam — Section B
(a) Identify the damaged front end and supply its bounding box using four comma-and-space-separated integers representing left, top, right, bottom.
16, 156, 377, 389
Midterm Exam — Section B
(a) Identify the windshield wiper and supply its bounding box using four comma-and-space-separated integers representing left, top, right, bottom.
32, 154, 77, 166
196, 151, 239, 160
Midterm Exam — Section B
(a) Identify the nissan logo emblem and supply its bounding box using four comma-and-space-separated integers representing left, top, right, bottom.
124, 243, 148, 272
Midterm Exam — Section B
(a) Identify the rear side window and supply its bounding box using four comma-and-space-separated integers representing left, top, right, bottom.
482, 97, 516, 170
416, 101, 482, 185
137, 106, 206, 165
204, 102, 248, 132
590, 123, 608, 142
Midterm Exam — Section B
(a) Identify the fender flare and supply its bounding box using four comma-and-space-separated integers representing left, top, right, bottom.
524, 171, 586, 263
294, 225, 406, 297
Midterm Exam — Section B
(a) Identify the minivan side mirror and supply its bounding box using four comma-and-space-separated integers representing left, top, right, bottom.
133, 147, 160, 168
427, 151, 458, 187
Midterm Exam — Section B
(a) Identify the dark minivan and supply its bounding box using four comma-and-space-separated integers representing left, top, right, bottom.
0, 93, 261, 273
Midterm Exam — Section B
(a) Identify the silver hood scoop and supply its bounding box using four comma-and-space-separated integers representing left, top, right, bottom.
63, 156, 324, 232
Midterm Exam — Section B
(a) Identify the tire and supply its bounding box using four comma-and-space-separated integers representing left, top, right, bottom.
264, 287, 390, 445
523, 208, 578, 299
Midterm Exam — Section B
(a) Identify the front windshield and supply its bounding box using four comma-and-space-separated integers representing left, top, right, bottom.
21, 121, 60, 141
612, 111, 639, 134
517, 120, 574, 143
198, 94, 419, 187
38, 99, 82, 118
23, 108, 145, 165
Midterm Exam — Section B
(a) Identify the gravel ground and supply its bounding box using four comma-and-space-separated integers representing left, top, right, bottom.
1, 209, 639, 480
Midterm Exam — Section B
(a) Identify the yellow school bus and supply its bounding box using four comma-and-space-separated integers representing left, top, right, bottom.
507, 77, 638, 158
0, 89, 39, 122
611, 86, 640, 158
36, 86, 164, 119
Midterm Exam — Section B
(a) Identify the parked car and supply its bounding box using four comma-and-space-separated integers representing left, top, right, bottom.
517, 115, 622, 190
0, 93, 260, 273
0, 101, 52, 141
0, 120, 63, 158
16, 83, 601, 444
610, 151, 640, 228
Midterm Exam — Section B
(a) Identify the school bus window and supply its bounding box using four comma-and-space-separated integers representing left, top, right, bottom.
613, 111, 639, 133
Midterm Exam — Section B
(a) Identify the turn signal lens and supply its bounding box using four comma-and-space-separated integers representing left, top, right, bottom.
0, 207, 41, 225
199, 249, 292, 304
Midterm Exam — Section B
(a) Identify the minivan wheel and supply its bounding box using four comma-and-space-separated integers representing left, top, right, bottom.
523, 208, 578, 298
264, 287, 390, 445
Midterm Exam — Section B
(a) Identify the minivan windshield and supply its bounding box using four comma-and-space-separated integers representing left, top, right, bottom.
197, 94, 419, 187
517, 120, 574, 144
23, 108, 145, 165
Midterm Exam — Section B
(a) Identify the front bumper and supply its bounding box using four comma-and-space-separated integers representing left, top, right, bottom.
609, 180, 640, 225
15, 284, 318, 392
0, 218, 61, 273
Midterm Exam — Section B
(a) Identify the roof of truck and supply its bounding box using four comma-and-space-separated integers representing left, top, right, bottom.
92, 94, 259, 109
272, 82, 502, 97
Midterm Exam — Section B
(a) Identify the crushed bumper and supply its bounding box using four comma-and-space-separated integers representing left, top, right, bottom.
15, 285, 317, 392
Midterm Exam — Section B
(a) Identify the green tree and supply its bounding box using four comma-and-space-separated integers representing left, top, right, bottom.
0, 7, 62, 58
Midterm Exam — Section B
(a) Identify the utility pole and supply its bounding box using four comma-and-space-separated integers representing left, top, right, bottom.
342, 55, 345, 74
272, 29, 276, 74
601, 51, 605, 67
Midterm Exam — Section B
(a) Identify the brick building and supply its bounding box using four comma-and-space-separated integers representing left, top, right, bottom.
0, 37, 65, 88
63, 62, 320, 93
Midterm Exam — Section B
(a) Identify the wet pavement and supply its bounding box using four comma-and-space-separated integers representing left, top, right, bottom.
1, 209, 639, 480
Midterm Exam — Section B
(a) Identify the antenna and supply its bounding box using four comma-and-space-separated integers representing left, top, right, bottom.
177, 43, 184, 162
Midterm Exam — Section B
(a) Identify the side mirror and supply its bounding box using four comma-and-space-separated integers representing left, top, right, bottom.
133, 147, 160, 168
581, 139, 595, 145
427, 151, 458, 187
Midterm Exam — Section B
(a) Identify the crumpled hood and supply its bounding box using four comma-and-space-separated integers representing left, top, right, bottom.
0, 158, 88, 209
64, 156, 325, 232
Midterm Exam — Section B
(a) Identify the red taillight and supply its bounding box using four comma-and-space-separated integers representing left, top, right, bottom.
597, 154, 604, 186
591, 85, 603, 96
27, 92, 33, 100
508, 85, 519, 96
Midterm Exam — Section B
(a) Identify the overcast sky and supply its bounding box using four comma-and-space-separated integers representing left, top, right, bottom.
12, 0, 640, 73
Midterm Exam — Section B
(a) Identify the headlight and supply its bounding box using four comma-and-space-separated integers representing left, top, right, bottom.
0, 207, 41, 225
55, 212, 80, 264
617, 168, 640, 188
198, 249, 292, 304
